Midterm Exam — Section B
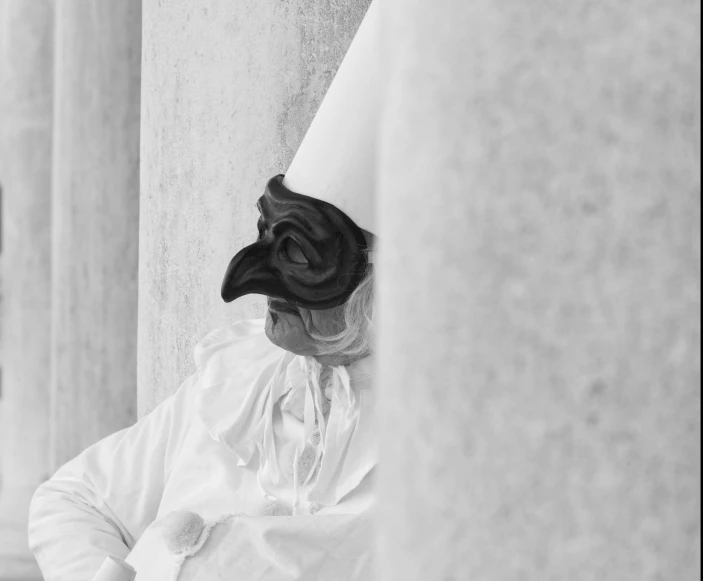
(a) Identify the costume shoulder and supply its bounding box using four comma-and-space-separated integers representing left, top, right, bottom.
192, 319, 288, 444
194, 318, 287, 393
194, 319, 276, 370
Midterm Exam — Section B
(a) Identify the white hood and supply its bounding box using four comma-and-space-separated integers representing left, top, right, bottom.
283, 0, 380, 234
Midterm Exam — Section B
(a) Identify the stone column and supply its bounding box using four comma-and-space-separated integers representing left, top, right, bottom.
377, 1, 700, 580
0, 1, 52, 575
138, 0, 371, 414
51, 1, 141, 468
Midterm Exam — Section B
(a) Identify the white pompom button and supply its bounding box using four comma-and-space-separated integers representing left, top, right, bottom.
160, 511, 206, 555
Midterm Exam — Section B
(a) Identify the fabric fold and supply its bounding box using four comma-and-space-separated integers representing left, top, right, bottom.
194, 319, 376, 511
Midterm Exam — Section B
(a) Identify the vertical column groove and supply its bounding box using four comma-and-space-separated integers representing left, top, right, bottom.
51, 0, 141, 469
0, 0, 53, 575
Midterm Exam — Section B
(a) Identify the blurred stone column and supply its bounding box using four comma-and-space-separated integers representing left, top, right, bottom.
0, 0, 53, 575
377, 1, 700, 580
51, 1, 141, 468
139, 0, 371, 414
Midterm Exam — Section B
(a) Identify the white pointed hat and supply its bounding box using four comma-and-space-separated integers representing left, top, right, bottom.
283, 0, 380, 235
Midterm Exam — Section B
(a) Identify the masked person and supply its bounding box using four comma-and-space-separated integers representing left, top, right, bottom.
28, 3, 380, 580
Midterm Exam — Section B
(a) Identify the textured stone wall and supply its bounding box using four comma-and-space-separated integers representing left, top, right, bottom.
376, 0, 701, 579
0, 0, 52, 575
51, 1, 141, 468
138, 0, 372, 414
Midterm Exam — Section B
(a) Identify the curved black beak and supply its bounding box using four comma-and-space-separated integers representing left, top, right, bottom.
221, 241, 278, 303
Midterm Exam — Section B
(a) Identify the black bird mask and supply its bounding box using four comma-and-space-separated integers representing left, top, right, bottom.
221, 175, 370, 310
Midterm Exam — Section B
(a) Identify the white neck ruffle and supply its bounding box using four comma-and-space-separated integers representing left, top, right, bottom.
193, 320, 376, 510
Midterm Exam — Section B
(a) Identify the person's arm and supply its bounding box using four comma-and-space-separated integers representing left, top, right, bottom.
28, 372, 201, 581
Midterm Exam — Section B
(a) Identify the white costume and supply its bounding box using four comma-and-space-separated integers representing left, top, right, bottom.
29, 320, 376, 580
30, 2, 380, 578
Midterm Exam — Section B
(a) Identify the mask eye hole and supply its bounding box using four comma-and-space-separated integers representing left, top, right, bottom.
284, 238, 309, 265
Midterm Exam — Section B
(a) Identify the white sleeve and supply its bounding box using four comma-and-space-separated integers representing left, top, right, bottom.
28, 372, 201, 581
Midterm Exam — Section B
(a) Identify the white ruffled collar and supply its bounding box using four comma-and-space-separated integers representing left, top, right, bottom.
193, 320, 376, 509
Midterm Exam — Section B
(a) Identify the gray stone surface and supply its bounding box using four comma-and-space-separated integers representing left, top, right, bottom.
376, 0, 701, 579
51, 1, 141, 468
138, 0, 372, 414
0, 0, 53, 577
